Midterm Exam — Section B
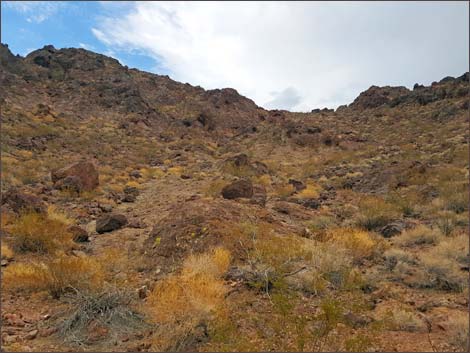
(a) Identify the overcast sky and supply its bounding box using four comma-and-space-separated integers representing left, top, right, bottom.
2, 1, 469, 111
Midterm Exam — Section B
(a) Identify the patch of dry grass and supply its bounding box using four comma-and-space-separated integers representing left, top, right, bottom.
9, 212, 74, 254
148, 248, 231, 351
394, 225, 442, 247
3, 254, 105, 298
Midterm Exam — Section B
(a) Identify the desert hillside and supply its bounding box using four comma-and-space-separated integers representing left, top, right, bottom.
1, 43, 469, 352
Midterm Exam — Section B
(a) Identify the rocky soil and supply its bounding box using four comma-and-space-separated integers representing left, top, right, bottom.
1, 43, 469, 352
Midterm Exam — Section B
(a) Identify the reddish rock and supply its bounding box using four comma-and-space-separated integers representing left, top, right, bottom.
51, 161, 99, 192
221, 180, 253, 199
1, 188, 46, 215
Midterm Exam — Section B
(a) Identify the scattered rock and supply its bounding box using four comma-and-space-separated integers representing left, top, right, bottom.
129, 170, 142, 179
1, 188, 46, 215
380, 222, 405, 238
123, 186, 139, 202
51, 160, 99, 191
24, 330, 38, 340
96, 213, 128, 233
288, 179, 306, 191
99, 204, 113, 213
221, 179, 253, 199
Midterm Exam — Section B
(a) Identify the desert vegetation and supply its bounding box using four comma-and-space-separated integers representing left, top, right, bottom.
0, 43, 468, 352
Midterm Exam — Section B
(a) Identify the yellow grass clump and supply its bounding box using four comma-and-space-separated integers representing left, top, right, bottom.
1, 244, 14, 260
394, 225, 442, 247
149, 247, 231, 323
3, 254, 105, 298
296, 182, 321, 199
9, 212, 73, 254
326, 228, 379, 262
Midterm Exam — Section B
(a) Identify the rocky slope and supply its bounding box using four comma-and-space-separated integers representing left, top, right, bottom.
1, 43, 469, 352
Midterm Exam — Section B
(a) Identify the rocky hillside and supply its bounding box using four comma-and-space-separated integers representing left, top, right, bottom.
1, 43, 469, 352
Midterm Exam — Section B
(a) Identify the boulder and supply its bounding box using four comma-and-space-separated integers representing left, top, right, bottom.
221, 180, 253, 199
1, 188, 46, 214
51, 161, 99, 192
96, 213, 127, 234
67, 225, 89, 242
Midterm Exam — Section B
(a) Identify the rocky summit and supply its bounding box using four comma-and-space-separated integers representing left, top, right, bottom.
1, 43, 469, 352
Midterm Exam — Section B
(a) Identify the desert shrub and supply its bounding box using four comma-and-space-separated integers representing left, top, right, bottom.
305, 215, 337, 240
1, 244, 14, 260
273, 183, 296, 199
414, 234, 468, 291
295, 182, 321, 199
435, 210, 458, 236
58, 288, 147, 345
203, 180, 228, 198
47, 205, 74, 225
9, 212, 73, 253
394, 225, 442, 247
356, 196, 400, 231
325, 228, 380, 262
3, 254, 105, 298
148, 248, 231, 350
383, 248, 416, 271
385, 308, 426, 332
253, 174, 272, 188
447, 314, 469, 352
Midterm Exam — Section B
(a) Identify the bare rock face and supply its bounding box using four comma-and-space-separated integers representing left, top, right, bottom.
51, 161, 99, 192
96, 213, 128, 234
221, 179, 253, 199
1, 188, 46, 214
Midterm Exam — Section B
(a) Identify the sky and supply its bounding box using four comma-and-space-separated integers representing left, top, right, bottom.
1, 1, 468, 111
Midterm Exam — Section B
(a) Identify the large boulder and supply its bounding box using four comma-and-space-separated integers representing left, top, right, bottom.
221, 180, 253, 199
1, 188, 46, 215
96, 213, 127, 234
51, 161, 99, 192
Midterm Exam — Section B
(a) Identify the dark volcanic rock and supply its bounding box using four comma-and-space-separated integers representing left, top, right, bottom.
96, 213, 128, 233
221, 180, 253, 199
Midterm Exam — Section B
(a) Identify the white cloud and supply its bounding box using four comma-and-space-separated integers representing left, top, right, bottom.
92, 1, 468, 111
4, 1, 63, 23
79, 43, 95, 51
